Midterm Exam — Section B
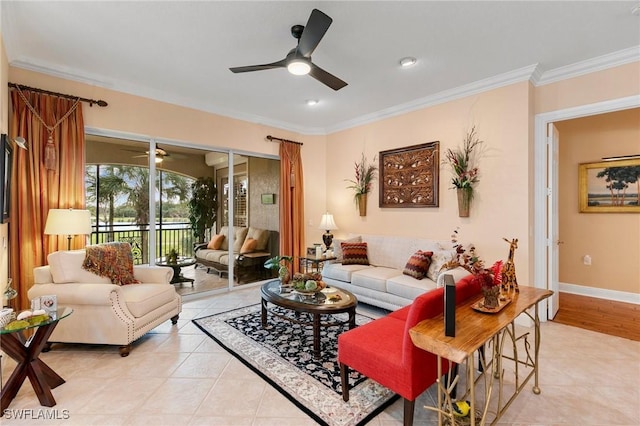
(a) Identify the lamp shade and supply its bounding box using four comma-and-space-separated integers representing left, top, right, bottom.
44, 209, 92, 236
318, 213, 338, 230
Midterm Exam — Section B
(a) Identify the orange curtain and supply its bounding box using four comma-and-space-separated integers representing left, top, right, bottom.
9, 90, 86, 309
279, 142, 305, 274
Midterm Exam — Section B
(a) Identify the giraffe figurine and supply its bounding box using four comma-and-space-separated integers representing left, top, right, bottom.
501, 238, 519, 294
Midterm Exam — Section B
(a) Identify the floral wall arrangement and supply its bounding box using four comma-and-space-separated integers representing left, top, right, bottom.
444, 126, 484, 217
345, 153, 377, 216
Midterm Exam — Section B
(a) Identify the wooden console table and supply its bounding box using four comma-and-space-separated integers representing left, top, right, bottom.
410, 286, 552, 425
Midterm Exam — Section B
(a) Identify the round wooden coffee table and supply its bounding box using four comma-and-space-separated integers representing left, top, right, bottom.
260, 280, 358, 359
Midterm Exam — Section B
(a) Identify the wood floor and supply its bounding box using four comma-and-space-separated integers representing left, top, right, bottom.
552, 292, 640, 341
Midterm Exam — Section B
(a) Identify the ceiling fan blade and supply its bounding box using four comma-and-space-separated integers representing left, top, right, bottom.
230, 59, 287, 73
297, 9, 332, 57
309, 63, 347, 91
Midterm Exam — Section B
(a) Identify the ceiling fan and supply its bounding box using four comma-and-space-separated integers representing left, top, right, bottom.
130, 146, 170, 163
229, 9, 347, 91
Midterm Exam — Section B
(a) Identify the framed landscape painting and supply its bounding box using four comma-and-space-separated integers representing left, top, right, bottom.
578, 158, 640, 213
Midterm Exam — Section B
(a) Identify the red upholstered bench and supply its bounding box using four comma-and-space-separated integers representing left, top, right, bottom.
338, 274, 481, 426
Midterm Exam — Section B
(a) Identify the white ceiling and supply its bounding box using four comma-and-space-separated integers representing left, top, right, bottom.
2, 1, 639, 135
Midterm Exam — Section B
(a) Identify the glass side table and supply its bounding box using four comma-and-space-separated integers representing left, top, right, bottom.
1, 307, 73, 413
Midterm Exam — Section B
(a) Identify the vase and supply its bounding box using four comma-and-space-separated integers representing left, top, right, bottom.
357, 194, 367, 216
456, 187, 472, 218
482, 286, 500, 309
278, 266, 290, 284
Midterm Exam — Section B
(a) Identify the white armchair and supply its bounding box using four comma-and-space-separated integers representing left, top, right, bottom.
28, 250, 182, 356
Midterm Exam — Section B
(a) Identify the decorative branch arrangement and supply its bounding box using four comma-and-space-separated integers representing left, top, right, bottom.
444, 126, 484, 217
345, 153, 377, 215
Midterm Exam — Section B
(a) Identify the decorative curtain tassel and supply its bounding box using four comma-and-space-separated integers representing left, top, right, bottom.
44, 134, 56, 170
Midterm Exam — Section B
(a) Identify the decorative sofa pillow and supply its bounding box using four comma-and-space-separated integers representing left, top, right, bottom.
82, 242, 140, 285
240, 237, 258, 254
426, 249, 457, 281
333, 236, 362, 262
403, 250, 433, 280
341, 242, 370, 265
207, 234, 225, 250
246, 227, 270, 251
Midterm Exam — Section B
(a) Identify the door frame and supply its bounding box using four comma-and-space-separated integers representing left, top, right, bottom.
533, 94, 640, 321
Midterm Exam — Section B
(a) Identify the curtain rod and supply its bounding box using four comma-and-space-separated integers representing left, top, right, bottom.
8, 82, 108, 107
266, 135, 303, 146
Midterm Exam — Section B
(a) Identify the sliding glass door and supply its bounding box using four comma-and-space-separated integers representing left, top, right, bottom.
85, 132, 279, 295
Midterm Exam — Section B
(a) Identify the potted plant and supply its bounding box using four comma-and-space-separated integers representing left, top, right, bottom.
188, 177, 218, 243
166, 248, 179, 264
264, 255, 293, 284
345, 153, 377, 216
444, 126, 483, 217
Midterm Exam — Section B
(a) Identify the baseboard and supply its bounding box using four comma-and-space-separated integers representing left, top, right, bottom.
559, 282, 640, 305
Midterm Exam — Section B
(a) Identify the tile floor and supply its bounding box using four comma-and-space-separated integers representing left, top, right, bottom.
1, 285, 639, 425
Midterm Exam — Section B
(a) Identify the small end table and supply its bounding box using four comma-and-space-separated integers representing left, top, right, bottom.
156, 256, 196, 286
299, 255, 337, 274
1, 307, 73, 413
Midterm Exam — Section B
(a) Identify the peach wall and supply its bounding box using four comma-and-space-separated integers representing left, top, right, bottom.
8, 68, 330, 246
535, 62, 640, 114
326, 82, 533, 284
7, 58, 640, 298
556, 109, 640, 294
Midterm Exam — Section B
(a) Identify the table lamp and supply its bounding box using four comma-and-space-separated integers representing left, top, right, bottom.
44, 208, 92, 250
319, 212, 338, 250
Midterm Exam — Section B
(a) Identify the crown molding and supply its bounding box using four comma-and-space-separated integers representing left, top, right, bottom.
325, 64, 539, 134
9, 58, 326, 135
10, 45, 640, 136
534, 45, 640, 86
11, 58, 114, 88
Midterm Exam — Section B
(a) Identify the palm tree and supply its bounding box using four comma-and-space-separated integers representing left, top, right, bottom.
86, 165, 128, 237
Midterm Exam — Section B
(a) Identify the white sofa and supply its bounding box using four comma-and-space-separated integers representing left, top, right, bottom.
321, 233, 469, 311
28, 250, 182, 356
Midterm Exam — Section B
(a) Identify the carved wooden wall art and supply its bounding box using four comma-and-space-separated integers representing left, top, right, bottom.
379, 141, 439, 208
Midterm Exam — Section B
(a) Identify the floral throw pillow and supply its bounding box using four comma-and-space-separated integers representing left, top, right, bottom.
403, 250, 433, 280
341, 242, 369, 265
426, 249, 457, 281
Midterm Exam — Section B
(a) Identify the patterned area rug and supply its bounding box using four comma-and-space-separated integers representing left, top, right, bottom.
193, 304, 398, 426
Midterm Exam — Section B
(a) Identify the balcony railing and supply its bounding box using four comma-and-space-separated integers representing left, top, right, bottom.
89, 222, 195, 265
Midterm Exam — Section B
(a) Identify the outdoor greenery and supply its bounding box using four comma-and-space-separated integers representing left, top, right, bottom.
86, 165, 195, 261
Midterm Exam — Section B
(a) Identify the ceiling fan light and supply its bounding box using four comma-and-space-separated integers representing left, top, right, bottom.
154, 156, 163, 164
287, 59, 311, 75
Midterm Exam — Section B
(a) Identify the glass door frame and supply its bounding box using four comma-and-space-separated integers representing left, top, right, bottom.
85, 127, 279, 292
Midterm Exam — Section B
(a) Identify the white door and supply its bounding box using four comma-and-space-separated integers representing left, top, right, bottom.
547, 123, 560, 319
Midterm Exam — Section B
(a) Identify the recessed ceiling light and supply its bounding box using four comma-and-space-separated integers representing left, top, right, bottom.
399, 57, 417, 68
306, 99, 319, 106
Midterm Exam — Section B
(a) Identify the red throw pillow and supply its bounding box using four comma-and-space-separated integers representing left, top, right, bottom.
207, 234, 225, 250
403, 250, 434, 280
341, 242, 369, 265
